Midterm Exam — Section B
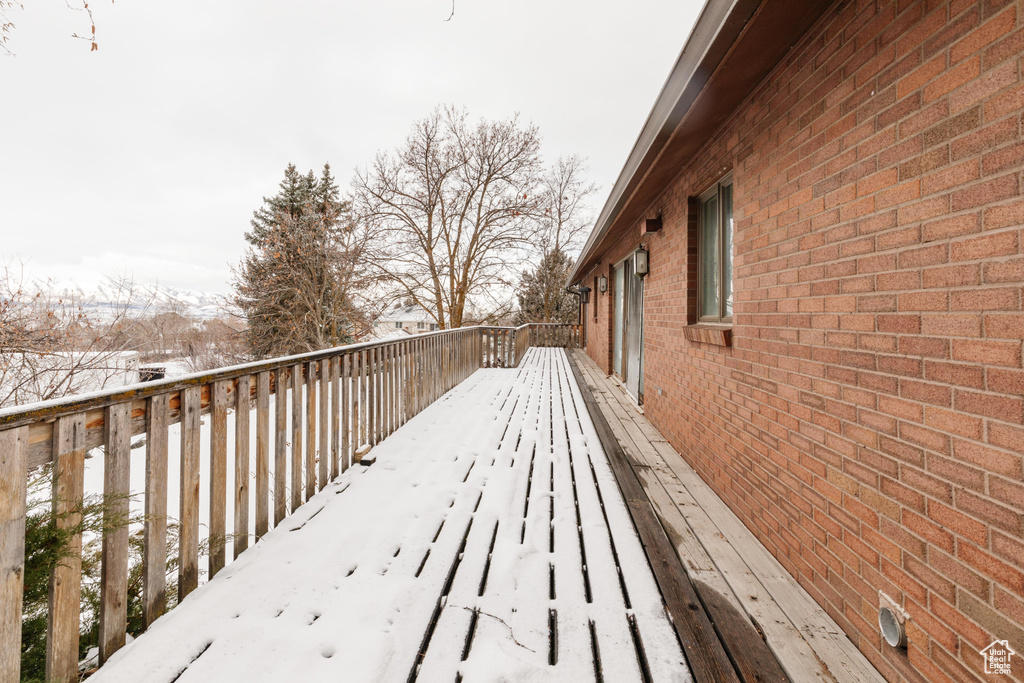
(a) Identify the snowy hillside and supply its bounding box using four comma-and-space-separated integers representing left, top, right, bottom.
33, 278, 234, 320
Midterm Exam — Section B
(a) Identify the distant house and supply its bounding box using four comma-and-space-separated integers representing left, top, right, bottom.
568, 1, 1024, 681
372, 304, 440, 337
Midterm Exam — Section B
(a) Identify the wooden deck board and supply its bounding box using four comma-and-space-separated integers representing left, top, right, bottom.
90, 349, 689, 683
569, 350, 887, 683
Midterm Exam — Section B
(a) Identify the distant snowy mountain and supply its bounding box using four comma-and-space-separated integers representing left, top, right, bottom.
31, 278, 234, 320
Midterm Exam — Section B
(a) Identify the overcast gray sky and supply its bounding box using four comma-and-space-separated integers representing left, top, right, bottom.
1, 0, 702, 295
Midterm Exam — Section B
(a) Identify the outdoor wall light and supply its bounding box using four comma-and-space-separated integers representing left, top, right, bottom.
598, 276, 608, 293
577, 285, 591, 304
634, 246, 649, 277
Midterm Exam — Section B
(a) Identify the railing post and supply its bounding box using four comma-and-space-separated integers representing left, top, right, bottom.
179, 386, 201, 602
273, 368, 287, 526
387, 344, 395, 437
143, 396, 169, 629
319, 359, 329, 490
209, 381, 229, 577
0, 426, 28, 683
330, 356, 340, 480
341, 353, 351, 472
256, 371, 270, 539
402, 342, 410, 427
368, 347, 377, 447
46, 414, 86, 682
305, 361, 317, 499
99, 403, 131, 663
290, 365, 303, 511
234, 375, 251, 558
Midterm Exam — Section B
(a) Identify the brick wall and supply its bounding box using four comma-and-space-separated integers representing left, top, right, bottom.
582, 1, 1024, 680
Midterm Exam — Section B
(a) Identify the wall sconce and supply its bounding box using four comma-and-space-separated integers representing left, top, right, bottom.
634, 246, 649, 277
598, 276, 608, 293
577, 285, 591, 304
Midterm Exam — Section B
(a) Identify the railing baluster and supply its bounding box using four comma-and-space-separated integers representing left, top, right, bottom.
384, 345, 392, 438
354, 349, 361, 449
385, 344, 392, 436
406, 342, 412, 420
391, 345, 399, 433
142, 396, 168, 629
396, 343, 403, 428
209, 381, 229, 577
341, 354, 351, 472
256, 372, 270, 539
0, 426, 28, 683
392, 344, 399, 433
383, 345, 391, 439
306, 361, 317, 499
330, 356, 340, 481
360, 349, 368, 449
46, 414, 86, 682
179, 386, 201, 601
99, 403, 131, 663
373, 346, 380, 442
434, 335, 440, 400
291, 365, 303, 511
273, 368, 287, 526
234, 375, 251, 558
319, 359, 328, 490
364, 348, 372, 447
412, 339, 420, 417
399, 343, 407, 427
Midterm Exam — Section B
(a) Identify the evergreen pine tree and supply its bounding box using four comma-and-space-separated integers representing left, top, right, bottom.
514, 248, 578, 325
233, 163, 363, 358
245, 163, 308, 247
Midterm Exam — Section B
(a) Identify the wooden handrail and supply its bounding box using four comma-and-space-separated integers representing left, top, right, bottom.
0, 323, 581, 682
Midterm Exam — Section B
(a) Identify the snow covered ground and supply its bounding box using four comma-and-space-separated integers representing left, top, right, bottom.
89, 349, 689, 682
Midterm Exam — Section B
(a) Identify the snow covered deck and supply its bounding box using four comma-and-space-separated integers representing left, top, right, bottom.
90, 348, 689, 682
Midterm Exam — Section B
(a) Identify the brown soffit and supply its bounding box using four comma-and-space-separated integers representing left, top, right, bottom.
568, 0, 832, 285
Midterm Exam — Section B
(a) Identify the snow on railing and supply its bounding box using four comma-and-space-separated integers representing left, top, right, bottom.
0, 323, 580, 682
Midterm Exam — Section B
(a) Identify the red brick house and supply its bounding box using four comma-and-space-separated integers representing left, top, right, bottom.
569, 0, 1024, 680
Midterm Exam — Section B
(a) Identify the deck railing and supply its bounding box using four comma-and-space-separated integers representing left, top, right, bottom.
0, 323, 579, 683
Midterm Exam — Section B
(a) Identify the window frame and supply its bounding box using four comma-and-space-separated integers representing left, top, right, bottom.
697, 174, 734, 324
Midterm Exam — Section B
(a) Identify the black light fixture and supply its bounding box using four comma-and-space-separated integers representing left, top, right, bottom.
577, 285, 591, 304
597, 275, 608, 293
634, 246, 649, 277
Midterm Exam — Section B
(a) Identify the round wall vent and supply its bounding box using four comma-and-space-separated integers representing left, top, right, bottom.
879, 606, 906, 648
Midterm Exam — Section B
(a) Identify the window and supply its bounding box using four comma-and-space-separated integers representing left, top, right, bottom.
698, 176, 733, 322
430, 323, 439, 331
417, 322, 425, 330
395, 322, 403, 329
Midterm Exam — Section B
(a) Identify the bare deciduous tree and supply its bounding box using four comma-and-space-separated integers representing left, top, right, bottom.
0, 265, 151, 407
515, 154, 597, 323
1, 0, 111, 56
353, 106, 544, 329
533, 155, 597, 259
